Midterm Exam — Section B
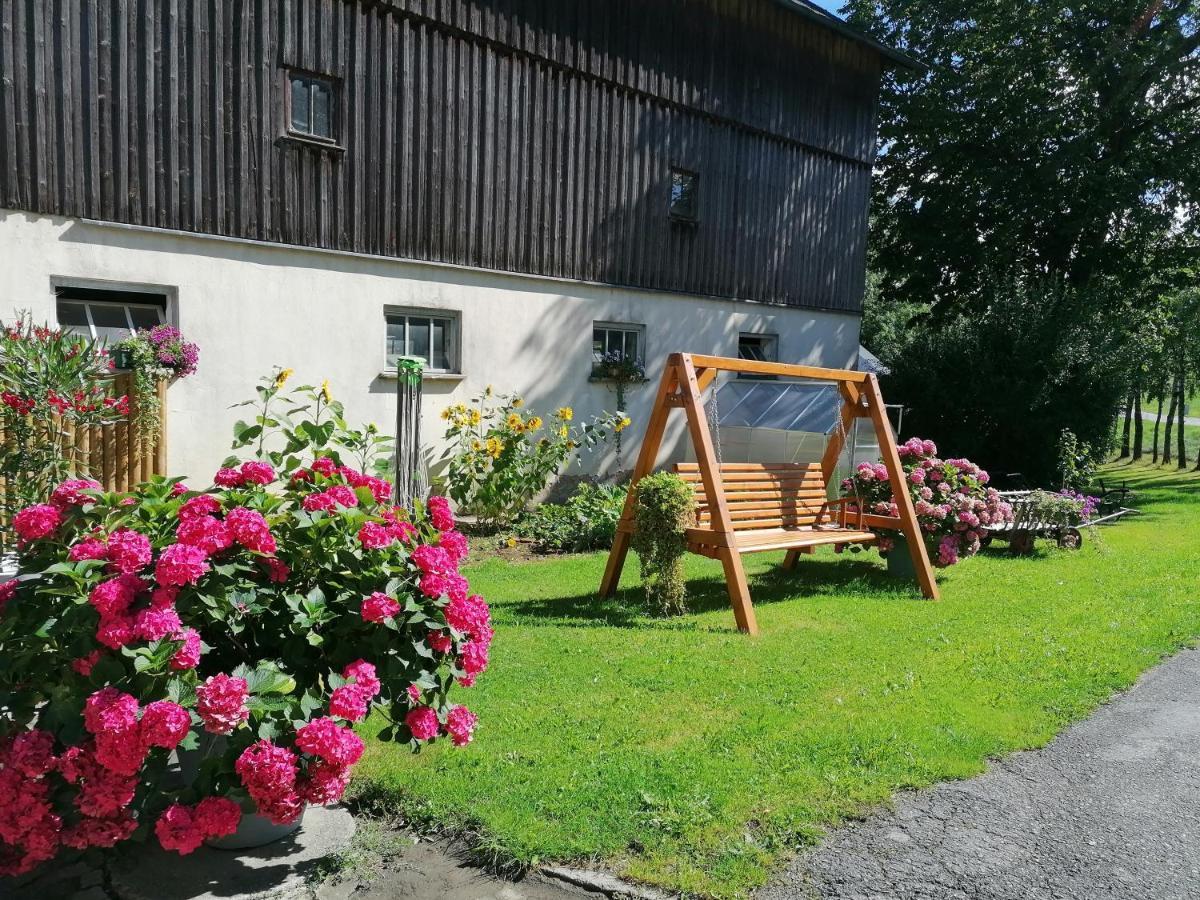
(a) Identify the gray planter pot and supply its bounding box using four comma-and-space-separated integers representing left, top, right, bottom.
175, 737, 305, 851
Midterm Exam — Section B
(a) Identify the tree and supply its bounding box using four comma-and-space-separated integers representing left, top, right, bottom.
844, 0, 1200, 310
846, 2, 1200, 480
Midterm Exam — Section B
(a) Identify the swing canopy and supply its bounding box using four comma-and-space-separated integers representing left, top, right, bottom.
600, 353, 939, 635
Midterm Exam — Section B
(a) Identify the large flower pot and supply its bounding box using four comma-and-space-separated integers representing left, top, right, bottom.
885, 535, 917, 580
174, 739, 304, 850
206, 801, 306, 851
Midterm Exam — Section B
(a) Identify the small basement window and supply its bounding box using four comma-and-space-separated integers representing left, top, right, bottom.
55, 287, 167, 344
737, 333, 779, 379
592, 322, 644, 367
386, 311, 458, 373
669, 168, 699, 222
288, 71, 337, 142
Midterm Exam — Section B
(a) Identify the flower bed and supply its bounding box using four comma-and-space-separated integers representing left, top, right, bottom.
842, 437, 1013, 566
0, 451, 489, 875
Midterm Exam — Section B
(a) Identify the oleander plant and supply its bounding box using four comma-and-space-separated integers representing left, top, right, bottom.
0, 387, 489, 877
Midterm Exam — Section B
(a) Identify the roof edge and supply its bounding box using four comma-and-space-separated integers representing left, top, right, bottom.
768, 0, 926, 71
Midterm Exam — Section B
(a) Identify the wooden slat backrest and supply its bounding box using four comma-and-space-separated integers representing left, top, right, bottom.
674, 462, 829, 532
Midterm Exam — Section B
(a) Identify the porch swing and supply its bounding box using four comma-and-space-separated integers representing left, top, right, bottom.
599, 353, 938, 635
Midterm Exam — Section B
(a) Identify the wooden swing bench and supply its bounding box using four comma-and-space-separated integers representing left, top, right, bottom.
600, 353, 938, 636
675, 461, 877, 559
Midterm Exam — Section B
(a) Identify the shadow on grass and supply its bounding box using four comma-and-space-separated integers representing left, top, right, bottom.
502, 554, 919, 630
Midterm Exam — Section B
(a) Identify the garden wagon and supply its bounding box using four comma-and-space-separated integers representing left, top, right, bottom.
982, 490, 1136, 553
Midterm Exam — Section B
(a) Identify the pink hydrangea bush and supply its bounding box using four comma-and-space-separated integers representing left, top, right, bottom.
0, 448, 488, 875
841, 437, 1013, 567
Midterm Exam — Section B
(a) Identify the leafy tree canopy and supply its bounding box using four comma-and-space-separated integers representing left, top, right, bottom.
844, 0, 1200, 307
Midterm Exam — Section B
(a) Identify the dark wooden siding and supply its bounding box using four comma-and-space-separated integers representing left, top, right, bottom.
0, 0, 882, 313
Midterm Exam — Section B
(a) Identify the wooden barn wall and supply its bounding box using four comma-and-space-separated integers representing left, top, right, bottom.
0, 0, 880, 312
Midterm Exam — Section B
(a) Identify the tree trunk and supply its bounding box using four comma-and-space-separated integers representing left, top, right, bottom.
1163, 376, 1178, 466
1152, 394, 1164, 463
1132, 390, 1144, 460
1177, 368, 1188, 469
1118, 392, 1133, 458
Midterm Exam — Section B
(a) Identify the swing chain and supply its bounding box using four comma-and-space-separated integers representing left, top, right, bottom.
706, 378, 723, 468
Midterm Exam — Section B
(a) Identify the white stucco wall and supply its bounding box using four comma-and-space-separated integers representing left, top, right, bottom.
0, 207, 862, 483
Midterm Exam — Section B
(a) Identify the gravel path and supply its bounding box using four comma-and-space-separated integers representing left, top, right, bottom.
760, 648, 1200, 900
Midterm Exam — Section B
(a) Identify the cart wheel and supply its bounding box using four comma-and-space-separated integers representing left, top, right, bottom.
1057, 528, 1082, 550
1010, 531, 1035, 555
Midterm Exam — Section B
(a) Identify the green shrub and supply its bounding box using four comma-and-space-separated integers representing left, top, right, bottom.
631, 472, 695, 617
516, 482, 626, 553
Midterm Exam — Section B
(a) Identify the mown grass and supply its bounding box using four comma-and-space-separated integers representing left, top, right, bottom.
353, 463, 1200, 898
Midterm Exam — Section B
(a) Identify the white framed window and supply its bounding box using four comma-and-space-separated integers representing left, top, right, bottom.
287, 70, 338, 143
592, 322, 644, 366
737, 332, 779, 379
385, 310, 458, 373
55, 287, 167, 344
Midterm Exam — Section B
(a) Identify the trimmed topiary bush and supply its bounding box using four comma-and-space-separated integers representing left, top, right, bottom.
631, 472, 695, 617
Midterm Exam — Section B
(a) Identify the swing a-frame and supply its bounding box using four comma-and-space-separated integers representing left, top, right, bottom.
600, 353, 939, 635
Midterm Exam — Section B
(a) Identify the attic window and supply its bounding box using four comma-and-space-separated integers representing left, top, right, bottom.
669, 168, 699, 222
288, 72, 337, 142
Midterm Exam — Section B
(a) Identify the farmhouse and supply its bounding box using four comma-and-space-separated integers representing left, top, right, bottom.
0, 0, 912, 477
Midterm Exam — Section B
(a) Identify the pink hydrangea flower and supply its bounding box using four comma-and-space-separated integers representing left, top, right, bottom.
298, 759, 352, 806
88, 574, 145, 616
193, 797, 242, 839
264, 558, 290, 583
364, 477, 392, 503
438, 530, 469, 563
411, 544, 454, 577
445, 706, 478, 747
50, 478, 101, 509
196, 674, 249, 735
328, 685, 371, 722
178, 494, 222, 521
176, 514, 233, 555
427, 630, 453, 654
310, 457, 336, 476
6, 730, 57, 777
105, 529, 152, 574
69, 537, 109, 562
72, 649, 103, 676
61, 811, 137, 849
155, 543, 211, 586
445, 594, 491, 637
213, 467, 244, 488
238, 461, 276, 485
406, 684, 422, 703
458, 639, 489, 681
427, 495, 455, 531
361, 591, 400, 623
418, 572, 450, 599
170, 628, 203, 670
342, 659, 381, 697
135, 605, 183, 641
295, 717, 364, 766
140, 700, 191, 749
0, 579, 15, 610
95, 613, 138, 649
226, 507, 277, 554
83, 688, 139, 735
357, 522, 395, 549
405, 706, 440, 741
156, 804, 204, 855
13, 504, 62, 543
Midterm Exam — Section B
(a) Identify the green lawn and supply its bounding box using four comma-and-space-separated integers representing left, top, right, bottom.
353, 464, 1200, 897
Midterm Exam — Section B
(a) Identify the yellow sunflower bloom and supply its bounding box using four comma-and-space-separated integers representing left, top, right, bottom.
469, 408, 481, 425
506, 412, 523, 430
557, 406, 574, 421
615, 417, 632, 433
558, 424, 569, 438
486, 436, 503, 457
274, 368, 295, 389
526, 416, 543, 431
320, 379, 333, 404
513, 398, 524, 408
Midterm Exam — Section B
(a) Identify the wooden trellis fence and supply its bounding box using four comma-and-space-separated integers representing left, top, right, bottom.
0, 374, 168, 523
